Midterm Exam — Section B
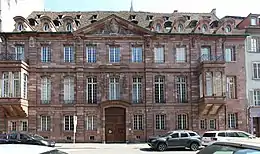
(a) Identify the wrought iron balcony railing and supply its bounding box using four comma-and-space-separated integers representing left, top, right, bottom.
0, 53, 25, 61
198, 54, 224, 62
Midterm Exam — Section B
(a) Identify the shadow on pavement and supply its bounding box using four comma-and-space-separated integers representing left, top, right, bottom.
139, 148, 192, 152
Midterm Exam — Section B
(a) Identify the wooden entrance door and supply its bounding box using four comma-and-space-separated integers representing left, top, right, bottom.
105, 107, 126, 143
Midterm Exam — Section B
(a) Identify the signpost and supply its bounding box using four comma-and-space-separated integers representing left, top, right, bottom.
73, 115, 77, 144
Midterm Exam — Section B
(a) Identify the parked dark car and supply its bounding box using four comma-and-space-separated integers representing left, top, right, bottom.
147, 130, 202, 151
0, 132, 55, 147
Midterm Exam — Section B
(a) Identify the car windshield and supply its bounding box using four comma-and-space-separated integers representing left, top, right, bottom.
160, 132, 172, 137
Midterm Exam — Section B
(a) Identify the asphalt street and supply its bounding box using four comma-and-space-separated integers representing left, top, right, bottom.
57, 143, 198, 154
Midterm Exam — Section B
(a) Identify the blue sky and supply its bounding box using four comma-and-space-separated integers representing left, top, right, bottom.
44, 0, 259, 18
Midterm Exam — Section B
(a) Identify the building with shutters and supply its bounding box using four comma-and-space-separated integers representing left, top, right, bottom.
0, 9, 248, 142
230, 14, 260, 137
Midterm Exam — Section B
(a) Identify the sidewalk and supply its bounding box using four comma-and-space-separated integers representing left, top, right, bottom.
56, 143, 148, 149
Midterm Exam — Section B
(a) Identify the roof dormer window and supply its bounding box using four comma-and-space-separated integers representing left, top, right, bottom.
130, 15, 136, 20
147, 15, 153, 21
66, 23, 73, 32
251, 17, 257, 26
155, 23, 161, 32
164, 16, 169, 21
201, 24, 208, 33
17, 23, 23, 31
177, 24, 184, 32
43, 23, 50, 31
225, 25, 232, 33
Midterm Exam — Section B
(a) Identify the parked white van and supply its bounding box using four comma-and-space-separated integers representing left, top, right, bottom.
201, 130, 255, 146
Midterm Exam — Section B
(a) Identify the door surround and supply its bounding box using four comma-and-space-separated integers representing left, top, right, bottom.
100, 100, 131, 143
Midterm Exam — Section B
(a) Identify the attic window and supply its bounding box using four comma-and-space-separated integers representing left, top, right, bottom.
164, 21, 172, 30
130, 15, 136, 20
251, 17, 257, 26
164, 16, 169, 21
92, 14, 98, 20
225, 25, 232, 33
36, 14, 42, 19
201, 24, 208, 32
58, 15, 63, 19
17, 23, 23, 31
66, 23, 73, 32
177, 24, 184, 32
147, 15, 153, 21
155, 23, 162, 32
43, 23, 50, 31
28, 18, 36, 26
76, 14, 82, 19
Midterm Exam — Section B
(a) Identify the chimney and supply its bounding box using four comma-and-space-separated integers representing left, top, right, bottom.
211, 8, 216, 15
174, 10, 178, 13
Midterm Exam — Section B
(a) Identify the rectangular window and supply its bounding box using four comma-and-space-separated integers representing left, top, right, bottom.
15, 45, 25, 60
251, 17, 257, 25
64, 46, 74, 62
64, 115, 74, 131
109, 77, 120, 100
175, 47, 186, 62
86, 45, 97, 63
209, 119, 216, 130
132, 77, 142, 103
200, 119, 207, 130
214, 72, 223, 96
23, 74, 28, 99
228, 113, 238, 129
253, 62, 260, 79
155, 76, 165, 103
87, 77, 97, 104
226, 76, 236, 99
206, 72, 213, 96
86, 115, 97, 131
155, 114, 165, 130
199, 74, 203, 98
41, 46, 51, 62
109, 46, 120, 63
200, 47, 211, 61
225, 47, 236, 62
131, 47, 143, 62
253, 90, 260, 106
11, 121, 17, 131
133, 115, 143, 130
21, 121, 28, 131
154, 47, 164, 63
177, 114, 188, 130
250, 38, 258, 52
41, 115, 51, 131
176, 77, 187, 103
41, 77, 51, 103
64, 77, 74, 103
1, 72, 20, 97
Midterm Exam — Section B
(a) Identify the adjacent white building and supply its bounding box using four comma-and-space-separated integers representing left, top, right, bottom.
243, 14, 260, 137
0, 0, 44, 32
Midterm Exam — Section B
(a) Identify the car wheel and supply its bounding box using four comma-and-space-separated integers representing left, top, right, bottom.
190, 142, 199, 151
157, 143, 167, 151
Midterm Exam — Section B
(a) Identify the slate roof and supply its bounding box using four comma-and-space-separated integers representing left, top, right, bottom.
13, 10, 245, 35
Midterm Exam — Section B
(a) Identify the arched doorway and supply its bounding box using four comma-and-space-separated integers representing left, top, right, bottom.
105, 107, 126, 143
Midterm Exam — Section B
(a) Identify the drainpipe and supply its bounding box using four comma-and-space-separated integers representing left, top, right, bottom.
221, 37, 227, 130
189, 35, 193, 130
143, 35, 148, 142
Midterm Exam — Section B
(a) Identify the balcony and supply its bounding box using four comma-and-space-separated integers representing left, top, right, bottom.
0, 53, 29, 69
198, 54, 225, 71
199, 94, 226, 115
0, 98, 28, 118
